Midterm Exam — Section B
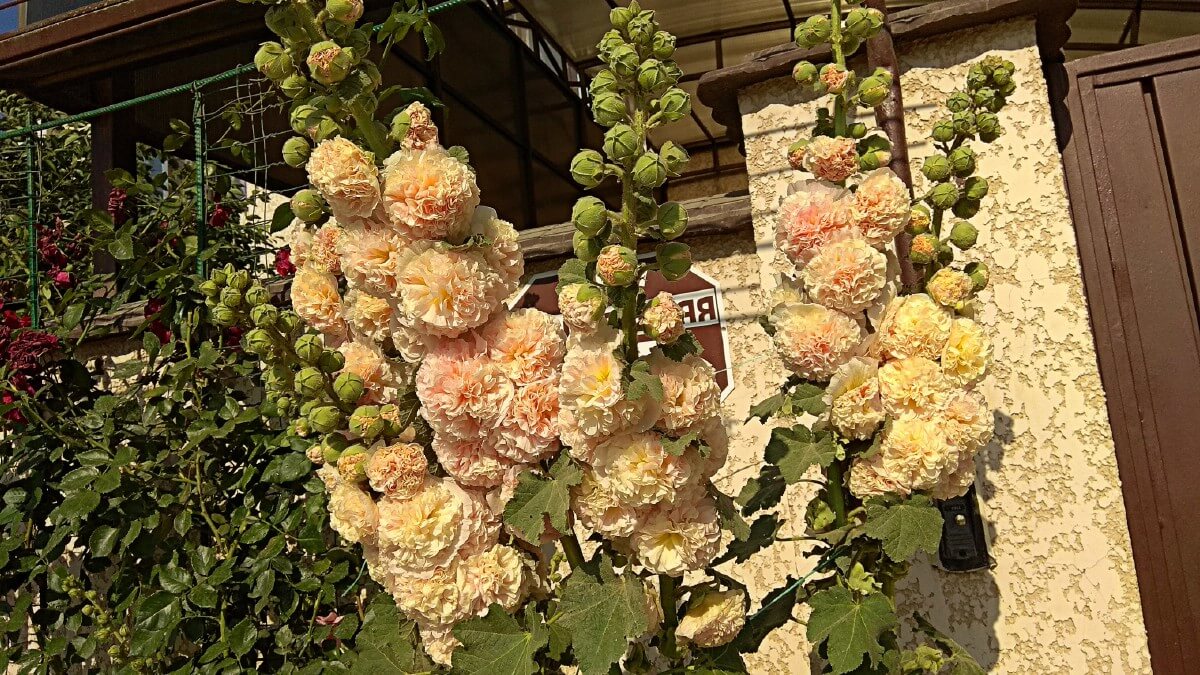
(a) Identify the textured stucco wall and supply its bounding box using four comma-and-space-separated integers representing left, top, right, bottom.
729, 17, 1153, 675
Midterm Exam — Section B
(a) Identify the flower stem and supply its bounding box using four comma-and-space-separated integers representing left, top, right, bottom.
825, 460, 849, 527
561, 531, 586, 571
348, 100, 392, 161
659, 574, 680, 661
830, 0, 849, 138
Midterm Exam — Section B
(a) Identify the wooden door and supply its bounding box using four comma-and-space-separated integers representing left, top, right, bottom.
1055, 34, 1200, 674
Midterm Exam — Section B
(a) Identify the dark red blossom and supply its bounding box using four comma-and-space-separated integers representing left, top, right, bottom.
274, 247, 295, 277
209, 203, 231, 230
107, 188, 130, 226
2, 311, 30, 329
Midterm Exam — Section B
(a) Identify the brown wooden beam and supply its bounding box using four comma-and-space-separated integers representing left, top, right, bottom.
89, 73, 136, 276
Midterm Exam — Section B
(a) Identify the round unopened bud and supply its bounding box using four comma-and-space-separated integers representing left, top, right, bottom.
321, 442, 343, 464
220, 286, 244, 310
333, 372, 365, 405
909, 233, 939, 265
652, 31, 676, 59
965, 261, 990, 291
632, 152, 668, 188
597, 29, 625, 59
931, 119, 956, 144
921, 155, 952, 182
967, 66, 989, 90
596, 245, 638, 287
787, 139, 808, 171
295, 367, 327, 399
656, 87, 691, 122
609, 44, 640, 78
952, 111, 977, 137
291, 189, 326, 223
660, 142, 689, 175
949, 221, 979, 250
245, 285, 270, 307
858, 149, 891, 171
626, 13, 656, 45
857, 75, 890, 107
210, 305, 238, 328
637, 59, 674, 93
948, 147, 976, 176
349, 405, 385, 440
282, 137, 311, 168
603, 124, 640, 162
847, 122, 868, 140
337, 446, 368, 482
642, 291, 686, 344
307, 41, 354, 86
792, 60, 819, 86
278, 311, 303, 337
927, 182, 960, 210
609, 5, 635, 30
844, 7, 884, 38
255, 42, 294, 81
963, 176, 989, 201
657, 201, 688, 239
280, 74, 311, 100
294, 334, 324, 365
243, 328, 274, 357
907, 205, 932, 235
573, 231, 603, 262
572, 197, 609, 237
289, 104, 319, 136
590, 69, 619, 96
794, 15, 832, 48
657, 242, 692, 281
952, 198, 980, 219
318, 349, 345, 373
199, 280, 221, 298
251, 303, 279, 328
570, 150, 607, 188
976, 112, 1002, 141
946, 91, 972, 113
308, 405, 345, 435
819, 64, 853, 94
592, 91, 628, 127
326, 0, 364, 24
991, 68, 1013, 88
228, 269, 250, 291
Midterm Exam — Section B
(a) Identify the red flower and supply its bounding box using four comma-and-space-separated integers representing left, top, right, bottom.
108, 189, 130, 226
148, 320, 172, 345
210, 203, 231, 230
2, 311, 30, 329
144, 299, 166, 317
274, 247, 296, 277
53, 271, 73, 289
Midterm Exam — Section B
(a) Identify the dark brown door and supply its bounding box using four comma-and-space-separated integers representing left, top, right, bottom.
1055, 35, 1200, 674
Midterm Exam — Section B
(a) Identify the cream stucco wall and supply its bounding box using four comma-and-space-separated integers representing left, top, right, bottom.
724, 17, 1153, 675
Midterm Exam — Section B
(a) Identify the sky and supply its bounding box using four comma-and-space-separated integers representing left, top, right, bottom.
0, 8, 17, 34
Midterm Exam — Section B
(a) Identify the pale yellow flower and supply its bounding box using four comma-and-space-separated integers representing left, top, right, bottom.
592, 431, 692, 508
878, 357, 952, 416
876, 293, 952, 360
825, 357, 884, 440
572, 471, 645, 539
395, 241, 503, 338
319, 466, 379, 545
648, 351, 721, 432
376, 479, 496, 577
381, 146, 480, 241
344, 289, 396, 346
775, 180, 856, 269
306, 137, 381, 223
677, 590, 746, 648
926, 268, 974, 309
461, 544, 528, 616
940, 388, 993, 452
941, 317, 991, 387
631, 486, 721, 576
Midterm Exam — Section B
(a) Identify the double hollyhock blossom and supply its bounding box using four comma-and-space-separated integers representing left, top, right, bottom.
802, 136, 860, 183
381, 146, 480, 241
677, 590, 748, 648
775, 180, 857, 269
769, 301, 864, 382
306, 137, 382, 225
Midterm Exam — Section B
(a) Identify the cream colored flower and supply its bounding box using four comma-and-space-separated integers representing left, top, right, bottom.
399, 101, 440, 151
294, 222, 344, 275
432, 436, 513, 489
396, 242, 502, 338
642, 292, 686, 344
492, 377, 560, 463
825, 357, 884, 440
558, 332, 626, 438
775, 180, 856, 269
419, 623, 460, 668
394, 564, 470, 626
339, 228, 407, 297
558, 283, 605, 334
770, 302, 864, 381
461, 544, 528, 615
876, 294, 952, 360
466, 206, 524, 292
878, 357, 951, 416
319, 466, 379, 545
381, 146, 480, 241
367, 442, 428, 499
677, 590, 746, 648
377, 479, 496, 577
803, 136, 859, 183
931, 454, 977, 500
800, 236, 889, 312
940, 388, 993, 452
847, 454, 907, 498
344, 289, 396, 346
648, 351, 721, 432
853, 168, 910, 247
631, 487, 721, 576
850, 416, 961, 498
340, 339, 402, 404
481, 309, 565, 385
291, 267, 347, 341
593, 431, 692, 508
941, 317, 991, 387
572, 471, 644, 539
926, 268, 974, 309
306, 137, 381, 223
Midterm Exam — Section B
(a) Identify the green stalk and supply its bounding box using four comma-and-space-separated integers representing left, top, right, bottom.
659, 574, 680, 661
825, 460, 849, 527
618, 109, 647, 363
830, 0, 848, 138
561, 531, 586, 571
291, 0, 327, 43
348, 100, 392, 161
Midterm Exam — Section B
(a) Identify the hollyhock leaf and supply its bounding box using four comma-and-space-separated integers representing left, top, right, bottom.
790, 382, 827, 415
626, 367, 664, 403
556, 553, 649, 675
450, 604, 547, 675
351, 597, 433, 674
660, 331, 703, 361
710, 483, 751, 540
765, 425, 838, 484
913, 613, 985, 675
717, 513, 784, 565
863, 495, 944, 562
746, 393, 787, 422
806, 587, 896, 674
661, 429, 703, 456
732, 576, 804, 653
503, 455, 583, 543
736, 465, 786, 515
557, 258, 589, 291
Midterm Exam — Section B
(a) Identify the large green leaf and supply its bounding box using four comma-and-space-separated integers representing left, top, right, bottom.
765, 425, 838, 484
806, 587, 897, 675
556, 553, 650, 675
351, 594, 434, 674
503, 454, 583, 544
862, 495, 944, 562
451, 605, 548, 675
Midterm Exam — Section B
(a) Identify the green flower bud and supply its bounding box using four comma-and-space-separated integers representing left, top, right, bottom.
255, 42, 294, 81
651, 31, 676, 59
281, 73, 311, 100
794, 15, 831, 48
946, 91, 972, 113
952, 111, 977, 137
963, 176, 989, 201
322, 443, 342, 464
858, 149, 891, 171
609, 5, 635, 30
199, 280, 221, 298
291, 189, 326, 223
228, 270, 251, 291
334, 372, 365, 405
573, 230, 603, 262
295, 367, 327, 399
976, 112, 1003, 141
921, 155, 952, 182
844, 7, 884, 38
596, 245, 638, 287
656, 201, 688, 239
841, 34, 863, 57
792, 60, 819, 86
949, 221, 979, 250
349, 405, 385, 440
626, 13, 656, 45
637, 59, 674, 93
926, 182, 960, 210
292, 335, 322, 366
952, 198, 980, 219
243, 328, 275, 357
282, 136, 311, 168
632, 152, 668, 188
279, 311, 303, 338
997, 78, 1017, 97
211, 305, 238, 327
602, 124, 640, 162
907, 205, 932, 235
597, 30, 625, 60
656, 242, 692, 281
966, 65, 989, 90
277, 395, 296, 417
592, 91, 628, 127
220, 286, 244, 310
660, 142, 689, 175
326, 0, 364, 24
308, 405, 345, 435
857, 75, 890, 107
337, 445, 368, 481
307, 41, 354, 86
848, 122, 868, 139
245, 284, 270, 307
318, 349, 345, 373
931, 119, 956, 143
251, 303, 279, 328
265, 4, 311, 43
656, 87, 691, 123
909, 233, 939, 265
289, 104, 319, 136
570, 150, 607, 188
991, 68, 1012, 88
609, 44, 640, 78
590, 69, 619, 96
965, 261, 990, 291
948, 147, 976, 176
572, 196, 609, 237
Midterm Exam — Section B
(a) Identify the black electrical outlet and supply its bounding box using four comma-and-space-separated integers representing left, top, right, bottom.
937, 484, 991, 572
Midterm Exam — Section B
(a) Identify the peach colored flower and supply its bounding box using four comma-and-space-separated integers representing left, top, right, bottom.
642, 292, 686, 344
631, 486, 721, 575
592, 431, 692, 508
825, 357, 884, 440
306, 137, 381, 223
940, 388, 993, 452
481, 309, 565, 385
393, 564, 471, 627
858, 416, 961, 497
648, 351, 721, 432
492, 377, 560, 463
803, 136, 859, 183
770, 302, 864, 381
396, 242, 503, 338
293, 222, 344, 275
466, 206, 524, 292
941, 317, 991, 387
800, 236, 889, 312
417, 338, 514, 439
927, 268, 974, 309
677, 590, 746, 648
878, 356, 952, 417
558, 331, 627, 439
381, 146, 480, 241
572, 471, 646, 539
367, 442, 429, 499
461, 544, 528, 615
775, 180, 856, 269
853, 168, 910, 246
558, 283, 605, 334
319, 466, 379, 545
876, 293, 952, 360
291, 267, 348, 342
432, 436, 513, 489
339, 228, 406, 297
419, 624, 460, 668
340, 339, 402, 404
399, 102, 440, 151
344, 289, 396, 346
931, 454, 977, 500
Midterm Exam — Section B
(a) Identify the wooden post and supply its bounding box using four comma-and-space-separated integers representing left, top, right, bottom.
864, 0, 919, 290
89, 74, 136, 276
